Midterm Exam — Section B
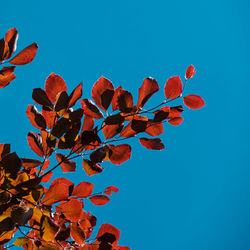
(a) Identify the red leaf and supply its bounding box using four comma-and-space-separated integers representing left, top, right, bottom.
96, 223, 120, 246
82, 159, 104, 176
81, 99, 104, 119
183, 94, 205, 109
26, 105, 46, 129
109, 144, 131, 165
145, 120, 164, 137
81, 115, 94, 133
103, 123, 123, 139
41, 171, 53, 183
104, 186, 119, 196
168, 105, 184, 119
137, 77, 159, 108
32, 88, 53, 109
56, 153, 76, 172
5, 28, 18, 59
164, 76, 182, 99
50, 177, 74, 188
70, 222, 85, 245
112, 86, 126, 111
120, 122, 136, 138
168, 117, 184, 126
185, 65, 196, 79
92, 76, 114, 111
9, 43, 38, 65
42, 182, 69, 205
42, 109, 57, 129
72, 181, 94, 198
21, 158, 42, 169
27, 131, 44, 157
68, 82, 82, 108
89, 195, 110, 206
45, 73, 67, 103
0, 143, 10, 161
139, 137, 165, 150
56, 199, 83, 222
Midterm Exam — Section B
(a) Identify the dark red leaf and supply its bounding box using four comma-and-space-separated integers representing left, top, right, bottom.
81, 115, 94, 133
51, 117, 71, 138
139, 138, 165, 150
0, 143, 10, 161
1, 152, 22, 179
21, 158, 42, 169
9, 43, 38, 65
103, 123, 124, 140
90, 147, 107, 163
137, 77, 159, 108
72, 181, 94, 198
54, 91, 69, 117
120, 122, 136, 138
105, 113, 124, 125
164, 76, 182, 99
45, 73, 67, 103
92, 76, 114, 111
96, 224, 120, 246
185, 65, 196, 79
153, 106, 170, 122
183, 95, 205, 109
168, 105, 184, 119
89, 195, 110, 206
32, 88, 53, 109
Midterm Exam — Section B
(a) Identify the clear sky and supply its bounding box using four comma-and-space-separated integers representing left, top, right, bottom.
1, 0, 250, 249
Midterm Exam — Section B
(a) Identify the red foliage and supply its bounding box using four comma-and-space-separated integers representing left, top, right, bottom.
0, 29, 205, 249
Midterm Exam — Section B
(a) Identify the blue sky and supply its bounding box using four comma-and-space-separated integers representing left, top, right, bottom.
1, 0, 250, 249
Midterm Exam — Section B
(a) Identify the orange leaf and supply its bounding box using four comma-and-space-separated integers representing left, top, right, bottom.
81, 115, 94, 133
82, 159, 103, 176
92, 76, 114, 111
72, 181, 94, 198
45, 73, 67, 103
81, 99, 104, 119
70, 222, 85, 245
9, 43, 38, 65
68, 82, 83, 108
164, 76, 182, 99
168, 105, 184, 119
139, 138, 165, 150
109, 144, 131, 165
56, 153, 76, 172
42, 182, 69, 205
104, 186, 119, 196
183, 94, 205, 109
41, 171, 53, 183
27, 131, 44, 157
0, 69, 16, 88
168, 117, 184, 126
4, 28, 18, 59
40, 215, 59, 242
56, 199, 83, 222
137, 77, 159, 108
120, 122, 136, 138
145, 120, 164, 137
42, 109, 57, 129
89, 195, 110, 206
185, 65, 196, 79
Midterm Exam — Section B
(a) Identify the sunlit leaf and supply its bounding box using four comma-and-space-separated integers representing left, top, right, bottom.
13, 237, 28, 246
137, 77, 159, 108
92, 76, 114, 111
104, 186, 119, 196
109, 144, 131, 165
145, 120, 164, 137
56, 153, 76, 172
183, 94, 205, 109
164, 76, 182, 99
68, 82, 82, 108
5, 28, 18, 59
139, 138, 165, 150
96, 223, 120, 246
70, 222, 85, 245
89, 195, 110, 206
27, 131, 44, 157
45, 73, 67, 103
9, 43, 38, 65
40, 215, 59, 242
168, 117, 184, 125
185, 65, 196, 79
81, 99, 104, 119
56, 199, 83, 222
0, 67, 16, 88
72, 181, 94, 198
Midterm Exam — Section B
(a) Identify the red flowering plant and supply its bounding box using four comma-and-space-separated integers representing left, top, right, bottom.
0, 28, 204, 249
